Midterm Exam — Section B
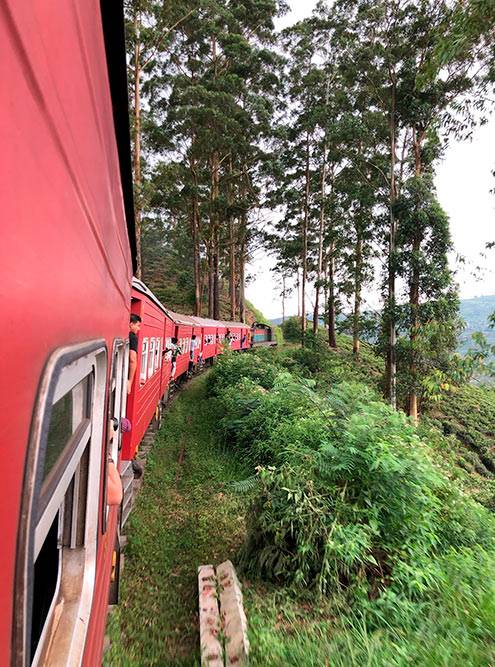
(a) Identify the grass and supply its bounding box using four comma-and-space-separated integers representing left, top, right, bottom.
105, 375, 249, 666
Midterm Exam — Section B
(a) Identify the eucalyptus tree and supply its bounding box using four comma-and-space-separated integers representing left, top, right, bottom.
132, 0, 285, 318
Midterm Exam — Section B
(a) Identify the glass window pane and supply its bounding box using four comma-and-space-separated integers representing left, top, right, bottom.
42, 376, 90, 483
43, 394, 73, 482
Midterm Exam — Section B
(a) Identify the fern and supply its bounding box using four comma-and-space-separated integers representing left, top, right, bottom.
228, 475, 260, 494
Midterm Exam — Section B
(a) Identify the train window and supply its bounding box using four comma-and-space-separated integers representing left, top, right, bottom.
103, 340, 126, 532
42, 375, 90, 486
140, 338, 149, 383
16, 343, 107, 666
154, 339, 161, 372
148, 339, 155, 378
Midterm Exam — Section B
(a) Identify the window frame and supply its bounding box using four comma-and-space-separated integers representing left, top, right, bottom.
154, 338, 161, 372
140, 337, 149, 384
148, 338, 155, 379
13, 340, 107, 667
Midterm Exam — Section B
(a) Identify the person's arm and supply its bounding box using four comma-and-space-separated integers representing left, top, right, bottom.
128, 349, 137, 394
107, 459, 123, 506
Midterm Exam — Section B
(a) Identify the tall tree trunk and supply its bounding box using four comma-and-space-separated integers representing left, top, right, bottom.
328, 241, 337, 348
313, 142, 327, 335
296, 268, 301, 319
228, 159, 236, 321
353, 227, 363, 358
385, 74, 398, 409
301, 133, 310, 345
313, 81, 329, 335
282, 275, 286, 324
323, 256, 328, 328
190, 148, 201, 316
210, 150, 220, 320
210, 35, 221, 320
208, 245, 214, 318
133, 7, 142, 279
238, 227, 246, 323
238, 173, 247, 323
408, 127, 424, 423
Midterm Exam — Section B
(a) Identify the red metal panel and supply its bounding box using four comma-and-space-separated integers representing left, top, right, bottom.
175, 324, 193, 379
202, 326, 218, 360
122, 287, 169, 460
0, 1, 132, 663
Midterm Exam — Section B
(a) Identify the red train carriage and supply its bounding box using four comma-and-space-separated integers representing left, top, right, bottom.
165, 310, 197, 381
122, 279, 174, 461
222, 322, 250, 351
190, 317, 219, 362
1, 1, 135, 665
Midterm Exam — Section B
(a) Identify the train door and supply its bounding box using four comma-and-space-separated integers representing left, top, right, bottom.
103, 339, 128, 531
14, 342, 107, 667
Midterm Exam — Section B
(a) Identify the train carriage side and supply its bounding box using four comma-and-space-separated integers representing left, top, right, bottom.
166, 310, 196, 380
122, 280, 172, 461
222, 320, 245, 351
190, 317, 218, 362
1, 1, 134, 665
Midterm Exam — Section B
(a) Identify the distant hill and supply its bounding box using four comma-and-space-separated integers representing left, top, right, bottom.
271, 295, 495, 353
458, 295, 495, 354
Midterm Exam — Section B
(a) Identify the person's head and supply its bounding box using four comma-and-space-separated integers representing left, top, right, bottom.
130, 313, 142, 334
192, 334, 196, 340
172, 337, 177, 344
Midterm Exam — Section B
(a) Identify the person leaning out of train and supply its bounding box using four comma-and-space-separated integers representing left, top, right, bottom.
106, 418, 123, 506
189, 334, 200, 375
166, 337, 181, 381
128, 313, 142, 394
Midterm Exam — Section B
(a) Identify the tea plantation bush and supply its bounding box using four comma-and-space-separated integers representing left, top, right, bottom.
208, 351, 495, 659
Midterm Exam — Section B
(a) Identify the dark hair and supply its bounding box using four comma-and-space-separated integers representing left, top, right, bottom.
172, 337, 177, 344
192, 334, 196, 339
130, 314, 142, 324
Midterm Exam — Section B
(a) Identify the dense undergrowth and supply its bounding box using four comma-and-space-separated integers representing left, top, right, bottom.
207, 347, 495, 664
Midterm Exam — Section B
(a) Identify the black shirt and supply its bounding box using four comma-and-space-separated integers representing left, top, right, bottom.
129, 331, 138, 353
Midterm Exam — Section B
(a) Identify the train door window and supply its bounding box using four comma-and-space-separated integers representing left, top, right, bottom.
140, 338, 149, 384
154, 339, 161, 372
17, 343, 107, 667
103, 340, 126, 531
148, 339, 155, 379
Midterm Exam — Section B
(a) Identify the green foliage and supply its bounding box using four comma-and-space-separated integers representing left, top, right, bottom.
208, 348, 495, 663
207, 351, 280, 395
434, 384, 495, 475
281, 316, 303, 342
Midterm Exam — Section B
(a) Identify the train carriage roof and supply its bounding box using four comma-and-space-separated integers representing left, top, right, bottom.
189, 316, 221, 328
219, 320, 249, 328
165, 309, 196, 326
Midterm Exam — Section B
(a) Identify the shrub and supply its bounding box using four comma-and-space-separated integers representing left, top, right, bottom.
281, 316, 303, 342
207, 351, 279, 395
239, 382, 495, 605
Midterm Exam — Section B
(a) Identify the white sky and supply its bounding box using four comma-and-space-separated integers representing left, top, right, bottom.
246, 0, 495, 319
